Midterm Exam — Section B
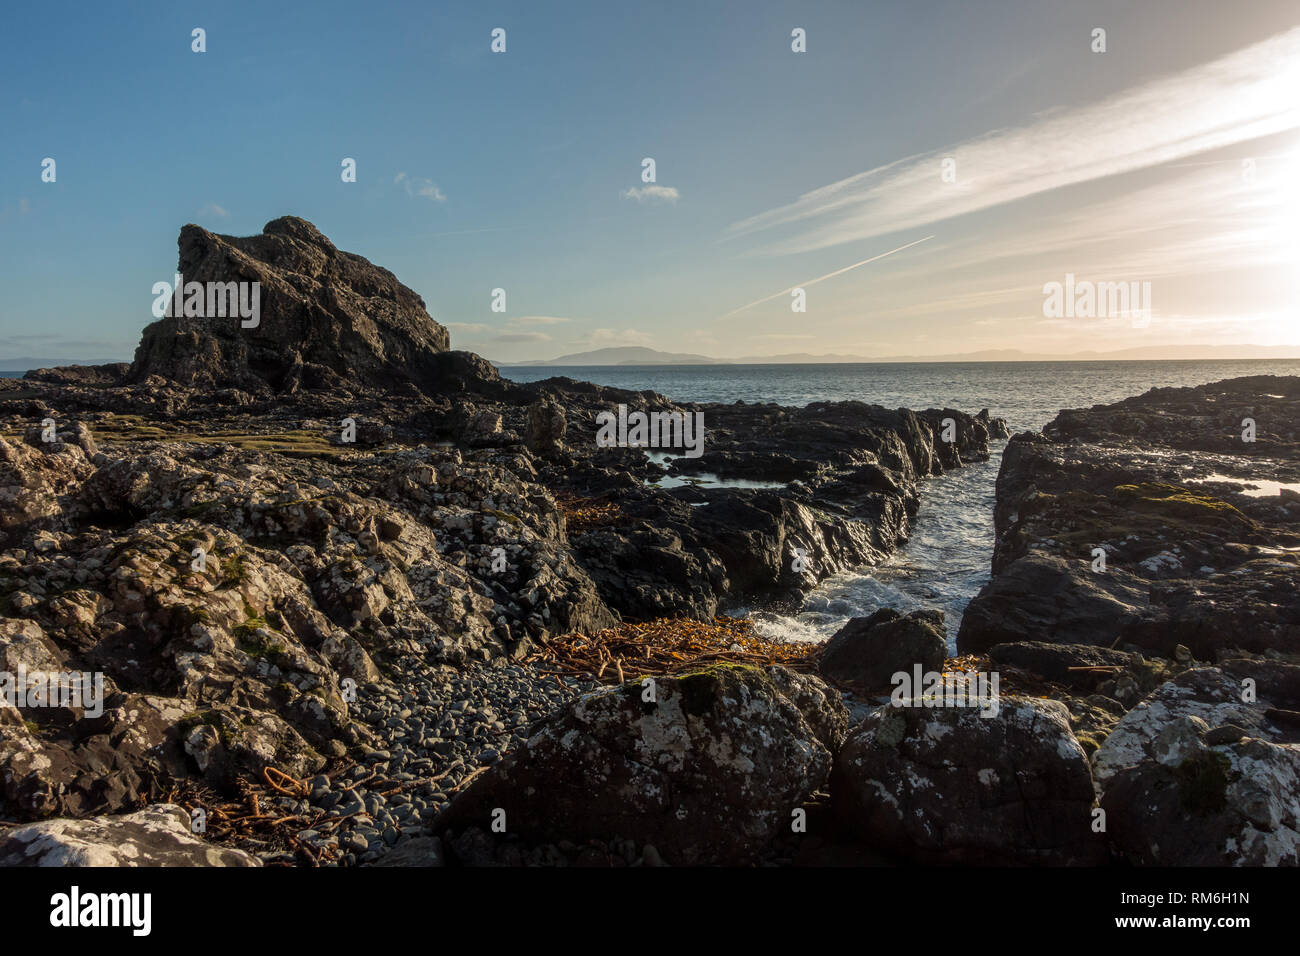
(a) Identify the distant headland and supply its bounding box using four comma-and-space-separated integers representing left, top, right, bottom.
492, 344, 1300, 367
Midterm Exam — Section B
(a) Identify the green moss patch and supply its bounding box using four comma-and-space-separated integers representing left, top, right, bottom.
1114, 482, 1250, 525
674, 664, 767, 717
91, 416, 353, 458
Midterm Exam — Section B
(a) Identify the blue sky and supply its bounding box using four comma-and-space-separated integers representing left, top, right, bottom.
2, 0, 1298, 364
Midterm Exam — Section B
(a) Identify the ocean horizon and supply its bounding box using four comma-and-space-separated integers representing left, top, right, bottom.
501, 357, 1300, 432
14, 356, 1300, 433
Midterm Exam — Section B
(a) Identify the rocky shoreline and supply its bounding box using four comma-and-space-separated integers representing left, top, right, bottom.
1, 217, 1295, 867
951, 376, 1300, 865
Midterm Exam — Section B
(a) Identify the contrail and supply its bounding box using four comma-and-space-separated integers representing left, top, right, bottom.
1162, 154, 1294, 168
717, 235, 935, 320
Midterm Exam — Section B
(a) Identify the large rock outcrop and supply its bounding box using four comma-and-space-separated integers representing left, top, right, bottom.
128, 216, 494, 396
958, 376, 1300, 657
0, 215, 1014, 867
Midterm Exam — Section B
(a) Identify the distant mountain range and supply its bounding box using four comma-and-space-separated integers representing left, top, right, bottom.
497, 346, 720, 366
494, 344, 1300, 366
8, 342, 1300, 374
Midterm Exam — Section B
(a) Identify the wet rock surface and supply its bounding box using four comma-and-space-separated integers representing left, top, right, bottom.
954, 375, 1300, 866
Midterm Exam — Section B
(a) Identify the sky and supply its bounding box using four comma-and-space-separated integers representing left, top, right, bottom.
1, 0, 1298, 365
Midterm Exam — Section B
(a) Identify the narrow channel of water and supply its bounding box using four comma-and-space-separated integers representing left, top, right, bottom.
503, 358, 1300, 652
748, 444, 1003, 654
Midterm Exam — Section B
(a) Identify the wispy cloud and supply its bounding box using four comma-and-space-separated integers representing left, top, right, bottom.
621, 185, 680, 204
683, 329, 720, 347
494, 331, 552, 344
197, 202, 229, 218
512, 315, 571, 326
858, 151, 1300, 325
448, 317, 575, 345
395, 171, 447, 203
726, 26, 1300, 255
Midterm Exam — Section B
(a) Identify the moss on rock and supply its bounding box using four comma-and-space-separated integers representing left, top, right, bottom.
1114, 482, 1250, 525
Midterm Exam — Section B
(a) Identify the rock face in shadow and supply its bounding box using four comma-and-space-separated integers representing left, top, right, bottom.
987, 641, 1137, 690
950, 376, 1300, 867
831, 696, 1102, 864
549, 397, 1004, 621
128, 217, 476, 396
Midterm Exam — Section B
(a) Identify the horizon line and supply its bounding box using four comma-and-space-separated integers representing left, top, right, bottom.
8, 345, 1300, 374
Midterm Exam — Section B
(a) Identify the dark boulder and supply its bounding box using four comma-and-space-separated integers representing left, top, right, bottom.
819, 607, 947, 688
1095, 667, 1300, 865
831, 696, 1101, 864
525, 398, 567, 456
434, 664, 845, 865
958, 551, 1151, 655
1101, 738, 1300, 866
988, 640, 1137, 689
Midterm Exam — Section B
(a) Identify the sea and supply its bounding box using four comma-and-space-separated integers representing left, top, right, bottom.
502, 360, 1300, 650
